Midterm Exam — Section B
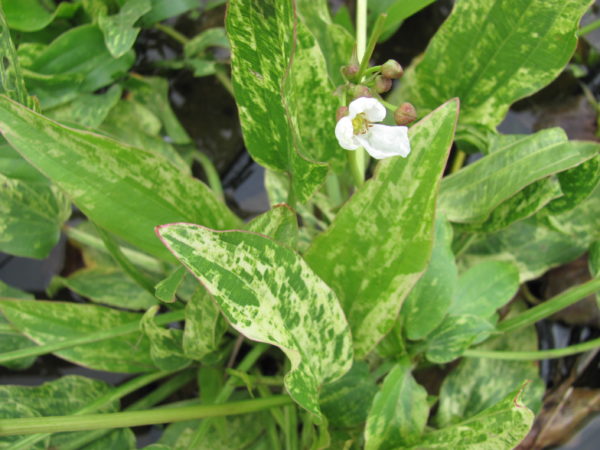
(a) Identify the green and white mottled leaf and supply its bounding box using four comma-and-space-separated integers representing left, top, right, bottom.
425, 315, 494, 364
98, 0, 152, 58
0, 281, 36, 370
246, 204, 298, 248
305, 99, 458, 357
320, 362, 378, 429
26, 24, 135, 108
460, 215, 588, 282
50, 267, 158, 310
157, 224, 353, 418
139, 0, 198, 26
449, 261, 519, 319
414, 387, 534, 449
364, 358, 429, 449
183, 287, 227, 361
46, 84, 123, 129
140, 305, 191, 371
437, 301, 544, 427
546, 154, 600, 214
155, 266, 186, 303
0, 173, 71, 258
3, 0, 80, 32
392, 0, 592, 129
227, 0, 335, 202
439, 129, 598, 224
0, 94, 240, 261
401, 216, 457, 341
0, 299, 156, 373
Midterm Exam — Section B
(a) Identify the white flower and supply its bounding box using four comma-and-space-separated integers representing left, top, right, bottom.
335, 97, 410, 160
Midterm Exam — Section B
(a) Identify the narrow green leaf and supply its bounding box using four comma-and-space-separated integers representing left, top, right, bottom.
439, 129, 598, 224
364, 358, 429, 449
157, 224, 353, 418
0, 94, 241, 261
139, 0, 198, 26
246, 204, 298, 248
98, 0, 152, 58
51, 267, 158, 310
182, 287, 226, 361
3, 0, 80, 32
393, 0, 592, 129
0, 299, 156, 373
140, 306, 191, 371
449, 261, 519, 318
415, 387, 534, 449
155, 266, 186, 303
0, 174, 70, 258
401, 216, 457, 341
305, 99, 458, 357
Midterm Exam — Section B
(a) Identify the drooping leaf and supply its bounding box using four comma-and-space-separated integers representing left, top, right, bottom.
305, 99, 458, 357
227, 0, 335, 202
140, 305, 191, 371
437, 301, 544, 427
155, 266, 187, 303
157, 224, 353, 418
393, 0, 591, 129
546, 154, 600, 214
246, 204, 298, 248
0, 174, 71, 258
0, 94, 241, 261
182, 287, 226, 361
50, 267, 158, 310
98, 0, 152, 58
401, 216, 457, 341
0, 299, 156, 373
439, 130, 598, 224
3, 0, 80, 32
449, 260, 519, 319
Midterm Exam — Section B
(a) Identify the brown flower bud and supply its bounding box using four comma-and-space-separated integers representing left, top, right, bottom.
351, 84, 372, 99
336, 106, 349, 121
341, 64, 359, 80
394, 102, 417, 125
374, 75, 393, 94
381, 59, 404, 79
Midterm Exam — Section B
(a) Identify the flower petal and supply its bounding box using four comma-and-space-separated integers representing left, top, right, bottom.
356, 124, 410, 159
335, 117, 360, 150
348, 97, 386, 122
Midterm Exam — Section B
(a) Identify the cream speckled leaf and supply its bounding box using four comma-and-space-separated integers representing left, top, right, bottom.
0, 95, 241, 261
98, 0, 152, 58
182, 286, 226, 361
227, 0, 337, 202
157, 224, 353, 418
246, 204, 298, 248
393, 0, 592, 129
305, 99, 459, 358
439, 129, 598, 224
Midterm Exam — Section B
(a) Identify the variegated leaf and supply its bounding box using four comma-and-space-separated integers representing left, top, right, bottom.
98, 0, 152, 58
157, 224, 353, 418
227, 0, 340, 202
246, 204, 298, 248
392, 0, 592, 129
0, 95, 241, 260
305, 99, 459, 357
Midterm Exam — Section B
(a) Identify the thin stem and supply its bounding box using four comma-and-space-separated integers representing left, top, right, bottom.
10, 371, 177, 449
194, 152, 224, 201
363, 65, 382, 76
347, 149, 365, 189
356, 0, 367, 61
464, 336, 600, 360
356, 14, 388, 81
578, 18, 600, 36
185, 343, 269, 449
496, 277, 600, 334
214, 65, 235, 97
450, 150, 466, 174
0, 309, 185, 364
0, 396, 292, 437
284, 405, 299, 450
375, 95, 397, 112
154, 23, 189, 45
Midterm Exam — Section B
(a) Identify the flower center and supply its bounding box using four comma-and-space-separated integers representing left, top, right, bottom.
352, 113, 370, 135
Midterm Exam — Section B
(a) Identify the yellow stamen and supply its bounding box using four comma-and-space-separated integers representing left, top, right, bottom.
352, 113, 370, 135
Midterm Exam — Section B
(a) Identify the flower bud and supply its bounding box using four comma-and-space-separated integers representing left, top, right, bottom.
381, 59, 404, 79
374, 75, 393, 94
351, 84, 372, 99
336, 106, 349, 122
341, 64, 359, 80
394, 102, 417, 125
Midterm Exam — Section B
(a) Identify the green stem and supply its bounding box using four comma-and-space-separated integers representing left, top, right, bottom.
464, 336, 600, 360
347, 149, 365, 189
363, 65, 382, 76
95, 225, 157, 295
194, 152, 224, 201
284, 405, 299, 450
0, 309, 185, 364
496, 277, 600, 334
64, 226, 164, 274
356, 0, 367, 61
154, 23, 189, 45
375, 95, 397, 112
214, 65, 235, 97
450, 150, 466, 174
10, 371, 178, 449
185, 343, 269, 449
578, 18, 600, 36
356, 14, 388, 81
0, 396, 292, 437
